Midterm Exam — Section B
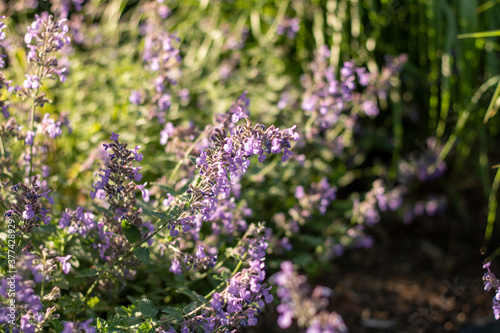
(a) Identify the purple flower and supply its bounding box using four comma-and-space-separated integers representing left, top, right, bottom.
41, 209, 51, 225
23, 74, 40, 90
23, 205, 35, 219
281, 148, 293, 162
231, 106, 247, 123
39, 190, 54, 205
494, 299, 500, 320
110, 132, 119, 142
59, 212, 71, 227
42, 165, 50, 178
211, 293, 223, 310
170, 259, 181, 274
163, 193, 174, 207
295, 186, 305, 199
20, 314, 36, 333
271, 260, 347, 332
129, 90, 142, 105
158, 94, 171, 111
277, 310, 293, 329
41, 113, 69, 139
133, 145, 143, 162
133, 167, 143, 182
25, 131, 35, 145
137, 182, 150, 202
362, 99, 379, 117
80, 319, 96, 333
160, 122, 175, 145
62, 322, 76, 333
196, 245, 206, 259
56, 255, 72, 274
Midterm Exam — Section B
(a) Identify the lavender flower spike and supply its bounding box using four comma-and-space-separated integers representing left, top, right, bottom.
272, 261, 348, 332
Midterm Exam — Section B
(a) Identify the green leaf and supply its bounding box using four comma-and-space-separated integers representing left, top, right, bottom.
111, 314, 120, 325
220, 269, 231, 280
151, 211, 169, 221
0, 172, 13, 181
137, 322, 154, 333
458, 29, 500, 39
115, 306, 129, 317
183, 301, 200, 315
139, 298, 158, 318
195, 293, 206, 303
168, 205, 183, 219
58, 278, 70, 290
484, 78, 500, 123
122, 313, 142, 326
121, 220, 141, 244
75, 268, 99, 278
161, 306, 184, 321
133, 247, 150, 264
176, 287, 205, 303
96, 318, 106, 329
49, 318, 64, 331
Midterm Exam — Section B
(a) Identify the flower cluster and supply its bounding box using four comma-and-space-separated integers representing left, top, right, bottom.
22, 12, 70, 101
209, 197, 251, 236
301, 46, 369, 129
4, 177, 54, 234
60, 133, 151, 279
189, 117, 298, 222
277, 17, 300, 39
402, 194, 447, 224
352, 179, 404, 226
168, 243, 218, 274
0, 14, 72, 180
300, 46, 406, 135
0, 250, 67, 333
0, 16, 13, 119
483, 262, 500, 320
160, 94, 298, 250
130, 1, 182, 123
173, 223, 274, 332
61, 319, 96, 333
0, 16, 6, 68
295, 177, 337, 216
398, 137, 446, 183
0, 275, 44, 333
40, 112, 71, 139
271, 261, 347, 332
266, 177, 338, 255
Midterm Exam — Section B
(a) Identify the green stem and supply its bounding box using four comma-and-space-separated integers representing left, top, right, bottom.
0, 135, 6, 158
304, 113, 317, 135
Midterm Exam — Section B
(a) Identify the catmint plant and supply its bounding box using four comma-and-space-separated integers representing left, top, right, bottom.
61, 133, 152, 281
272, 261, 347, 332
